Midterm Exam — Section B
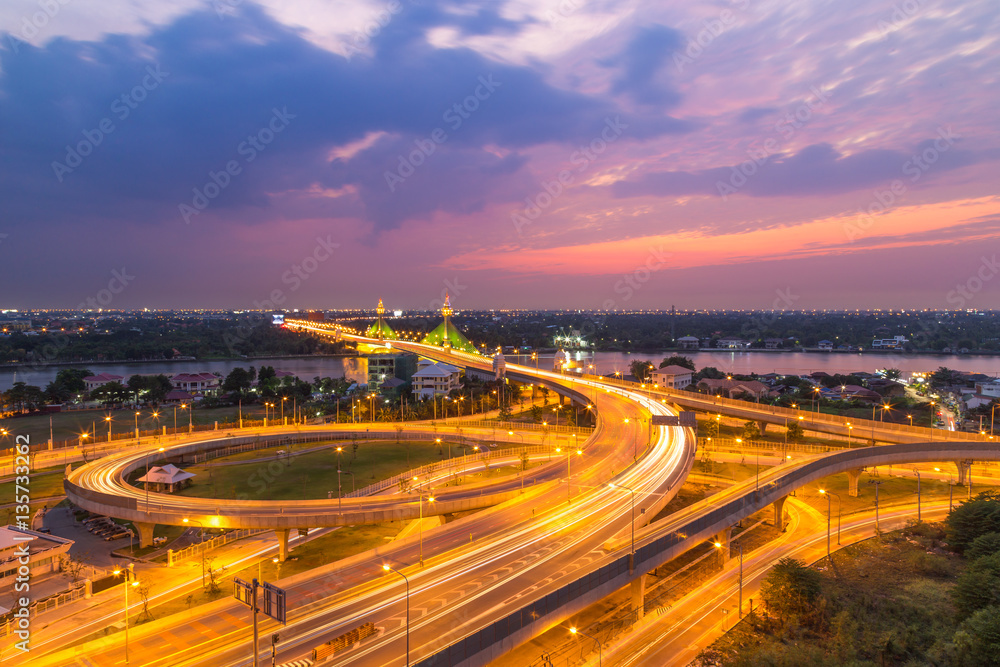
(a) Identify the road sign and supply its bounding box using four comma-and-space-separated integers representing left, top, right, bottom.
234, 577, 255, 608
261, 581, 287, 624
651, 415, 679, 426
679, 411, 698, 427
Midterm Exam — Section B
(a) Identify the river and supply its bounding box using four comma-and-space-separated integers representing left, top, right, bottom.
3, 350, 998, 392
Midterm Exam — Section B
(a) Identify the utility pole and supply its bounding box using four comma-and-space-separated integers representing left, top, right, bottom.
869, 478, 883, 535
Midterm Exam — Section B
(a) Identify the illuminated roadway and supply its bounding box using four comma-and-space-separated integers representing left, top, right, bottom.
43, 323, 1000, 667
38, 328, 693, 667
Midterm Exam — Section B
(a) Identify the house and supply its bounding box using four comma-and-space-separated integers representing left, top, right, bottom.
163, 389, 194, 404
871, 335, 908, 349
651, 365, 694, 390
764, 338, 784, 349
84, 373, 125, 392
696, 378, 771, 400
0, 526, 73, 588
171, 373, 220, 393
137, 464, 196, 493
817, 340, 834, 351
977, 381, 1000, 398
717, 337, 751, 349
676, 336, 700, 350
964, 393, 995, 411
411, 361, 462, 399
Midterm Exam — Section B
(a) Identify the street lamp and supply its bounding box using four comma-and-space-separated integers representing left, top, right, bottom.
609, 482, 636, 572
181, 402, 191, 433
336, 446, 344, 512
913, 469, 922, 522
182, 518, 207, 586
569, 627, 601, 666
417, 489, 434, 566
713, 540, 744, 617
382, 564, 410, 667
144, 447, 165, 513
818, 489, 842, 559
555, 447, 582, 503
105, 415, 113, 442
134, 410, 141, 443
112, 563, 140, 665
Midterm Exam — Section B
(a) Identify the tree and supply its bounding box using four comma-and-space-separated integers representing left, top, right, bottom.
968, 532, 1000, 561
953, 552, 1000, 618
883, 368, 902, 381
742, 420, 761, 441
90, 381, 131, 407
629, 360, 655, 382
136, 581, 154, 623
760, 557, 823, 625
703, 420, 719, 438
950, 605, 1000, 666
695, 366, 726, 381
530, 405, 542, 423
931, 366, 965, 389
660, 355, 695, 371
787, 421, 804, 442
223, 367, 253, 393
947, 491, 1000, 553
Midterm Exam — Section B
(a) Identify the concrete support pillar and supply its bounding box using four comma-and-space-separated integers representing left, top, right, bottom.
847, 468, 862, 497
956, 460, 969, 485
773, 495, 787, 531
276, 528, 290, 562
631, 573, 647, 621
714, 527, 731, 566
85, 578, 92, 599
167, 549, 174, 567
135, 521, 156, 548
757, 421, 768, 435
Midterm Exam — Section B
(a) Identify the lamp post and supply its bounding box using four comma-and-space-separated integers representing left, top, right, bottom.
182, 518, 206, 586
144, 446, 165, 513
105, 415, 113, 442
819, 489, 842, 560
134, 410, 141, 443
418, 489, 434, 566
570, 627, 601, 666
336, 446, 343, 513
713, 540, 743, 617
112, 563, 139, 665
913, 469, 922, 522
555, 447, 582, 503
382, 564, 410, 667
609, 483, 636, 572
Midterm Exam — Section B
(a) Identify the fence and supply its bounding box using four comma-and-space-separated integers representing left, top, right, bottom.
585, 373, 988, 441
699, 437, 846, 456
345, 444, 560, 498
169, 527, 268, 564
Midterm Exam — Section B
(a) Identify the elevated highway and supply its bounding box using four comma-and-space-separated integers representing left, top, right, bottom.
593, 374, 981, 445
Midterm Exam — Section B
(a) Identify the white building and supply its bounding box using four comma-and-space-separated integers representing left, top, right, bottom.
651, 365, 694, 389
171, 373, 220, 393
0, 526, 73, 589
83, 373, 125, 391
978, 381, 1000, 398
871, 336, 908, 349
676, 336, 700, 349
411, 361, 462, 399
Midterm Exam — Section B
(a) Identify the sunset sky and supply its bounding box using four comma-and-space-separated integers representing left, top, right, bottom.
2, 0, 998, 310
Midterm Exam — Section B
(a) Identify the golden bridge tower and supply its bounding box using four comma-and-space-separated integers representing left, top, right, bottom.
376, 297, 387, 340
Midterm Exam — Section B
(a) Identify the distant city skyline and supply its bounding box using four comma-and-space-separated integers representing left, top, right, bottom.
1, 0, 997, 310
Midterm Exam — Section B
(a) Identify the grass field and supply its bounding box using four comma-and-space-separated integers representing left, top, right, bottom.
171, 440, 462, 501
0, 403, 273, 444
